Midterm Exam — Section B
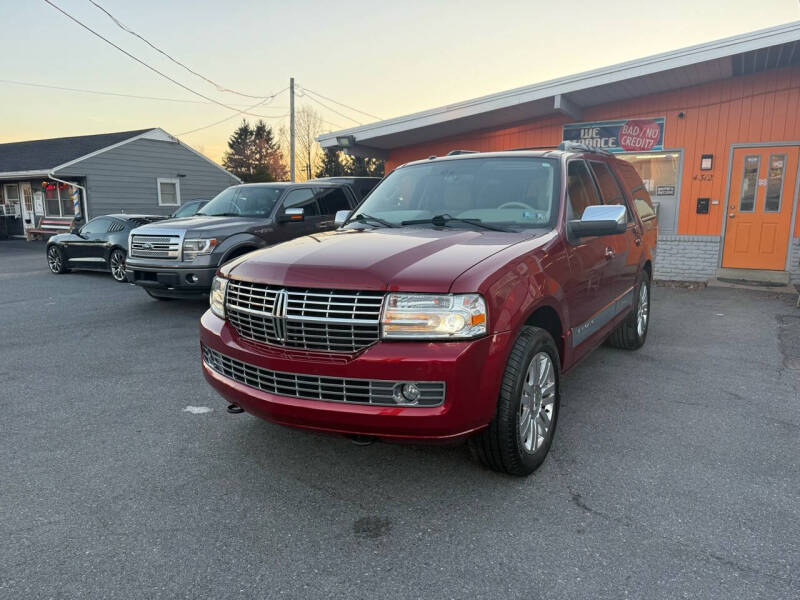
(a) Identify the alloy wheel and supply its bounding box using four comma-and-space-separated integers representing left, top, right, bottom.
47, 247, 62, 273
518, 351, 556, 454
636, 283, 649, 337
110, 250, 126, 282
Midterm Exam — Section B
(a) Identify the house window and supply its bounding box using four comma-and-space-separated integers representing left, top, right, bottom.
42, 181, 78, 216
157, 178, 181, 206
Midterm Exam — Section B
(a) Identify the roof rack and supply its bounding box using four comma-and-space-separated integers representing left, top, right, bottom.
557, 141, 612, 155
505, 145, 558, 151
446, 149, 478, 155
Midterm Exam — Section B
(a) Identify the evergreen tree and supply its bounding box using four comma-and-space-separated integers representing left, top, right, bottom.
252, 119, 287, 182
315, 148, 348, 178
222, 120, 254, 181
222, 119, 287, 182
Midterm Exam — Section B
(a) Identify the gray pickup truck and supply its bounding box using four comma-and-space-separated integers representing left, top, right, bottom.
125, 177, 379, 299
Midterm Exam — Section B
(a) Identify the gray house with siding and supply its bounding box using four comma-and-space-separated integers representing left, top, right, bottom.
0, 128, 239, 238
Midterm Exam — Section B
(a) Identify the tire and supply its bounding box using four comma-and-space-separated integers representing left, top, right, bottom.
108, 248, 127, 282
606, 271, 650, 350
145, 289, 173, 301
468, 326, 560, 476
46, 245, 70, 274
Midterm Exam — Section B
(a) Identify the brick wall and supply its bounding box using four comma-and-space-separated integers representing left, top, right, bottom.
653, 235, 721, 282
790, 238, 800, 284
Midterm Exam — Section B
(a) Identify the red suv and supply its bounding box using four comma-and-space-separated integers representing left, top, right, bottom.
200, 145, 657, 475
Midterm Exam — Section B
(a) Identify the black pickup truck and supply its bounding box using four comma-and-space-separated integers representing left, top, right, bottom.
125, 177, 379, 299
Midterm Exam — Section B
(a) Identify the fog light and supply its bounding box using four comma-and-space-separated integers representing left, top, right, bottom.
393, 382, 421, 405
187, 274, 199, 283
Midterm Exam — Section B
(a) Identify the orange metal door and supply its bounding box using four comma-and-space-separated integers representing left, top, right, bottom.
722, 146, 798, 270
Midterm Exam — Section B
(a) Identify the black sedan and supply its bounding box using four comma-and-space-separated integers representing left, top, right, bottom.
46, 214, 166, 282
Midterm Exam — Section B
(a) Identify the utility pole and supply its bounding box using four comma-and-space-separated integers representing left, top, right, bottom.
289, 77, 295, 182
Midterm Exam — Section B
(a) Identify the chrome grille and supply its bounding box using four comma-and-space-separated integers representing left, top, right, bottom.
226, 280, 384, 353
202, 345, 445, 407
130, 234, 181, 259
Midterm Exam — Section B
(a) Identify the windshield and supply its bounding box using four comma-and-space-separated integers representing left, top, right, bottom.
172, 202, 202, 218
198, 186, 283, 217
349, 157, 560, 229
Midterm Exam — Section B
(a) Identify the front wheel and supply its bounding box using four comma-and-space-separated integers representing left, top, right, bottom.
47, 245, 69, 274
607, 271, 650, 350
468, 326, 560, 476
109, 248, 127, 282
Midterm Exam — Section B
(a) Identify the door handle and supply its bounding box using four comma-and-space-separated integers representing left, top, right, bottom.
634, 237, 642, 246
728, 213, 735, 219
604, 247, 615, 260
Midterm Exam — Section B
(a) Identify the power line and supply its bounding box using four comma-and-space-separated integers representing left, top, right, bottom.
0, 78, 288, 112
179, 105, 289, 136
88, 0, 270, 100
299, 86, 382, 121
42, 0, 282, 118
320, 118, 345, 130
300, 91, 362, 126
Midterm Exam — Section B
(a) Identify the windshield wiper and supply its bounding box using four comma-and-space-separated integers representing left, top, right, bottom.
197, 212, 241, 217
401, 214, 513, 232
348, 213, 398, 228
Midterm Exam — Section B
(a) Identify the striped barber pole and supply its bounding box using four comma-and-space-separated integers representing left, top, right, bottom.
72, 187, 81, 219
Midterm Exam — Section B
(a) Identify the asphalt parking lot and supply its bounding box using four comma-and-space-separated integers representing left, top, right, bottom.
1, 239, 799, 599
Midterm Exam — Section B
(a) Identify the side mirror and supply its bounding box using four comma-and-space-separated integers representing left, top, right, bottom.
334, 210, 351, 227
277, 207, 304, 223
568, 204, 627, 238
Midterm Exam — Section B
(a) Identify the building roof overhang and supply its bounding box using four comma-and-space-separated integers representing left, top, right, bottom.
317, 21, 800, 157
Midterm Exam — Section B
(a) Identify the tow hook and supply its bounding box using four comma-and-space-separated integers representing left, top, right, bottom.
346, 434, 377, 446
227, 404, 245, 414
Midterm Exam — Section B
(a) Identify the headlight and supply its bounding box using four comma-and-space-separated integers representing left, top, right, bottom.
381, 293, 487, 339
209, 276, 228, 319
183, 238, 217, 261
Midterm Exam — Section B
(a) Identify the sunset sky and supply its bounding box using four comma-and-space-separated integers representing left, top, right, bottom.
1, 0, 799, 163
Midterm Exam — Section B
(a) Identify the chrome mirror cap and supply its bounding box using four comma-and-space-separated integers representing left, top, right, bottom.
334, 210, 351, 227
580, 204, 627, 225
568, 204, 627, 237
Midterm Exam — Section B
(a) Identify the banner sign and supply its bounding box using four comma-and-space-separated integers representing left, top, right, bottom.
34, 192, 44, 215
562, 117, 665, 153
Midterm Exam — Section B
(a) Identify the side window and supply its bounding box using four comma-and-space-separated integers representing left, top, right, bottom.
589, 162, 625, 204
282, 188, 319, 216
616, 162, 645, 195
617, 162, 657, 222
80, 217, 111, 235
566, 160, 600, 219
590, 161, 632, 222
631, 187, 657, 222
315, 187, 351, 215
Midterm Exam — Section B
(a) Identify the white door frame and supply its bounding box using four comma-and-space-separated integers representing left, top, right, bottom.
718, 141, 800, 271
19, 182, 35, 232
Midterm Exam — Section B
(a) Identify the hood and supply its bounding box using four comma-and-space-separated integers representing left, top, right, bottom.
134, 215, 264, 237
222, 227, 537, 292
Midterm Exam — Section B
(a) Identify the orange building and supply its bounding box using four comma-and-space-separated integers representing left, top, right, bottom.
320, 22, 800, 284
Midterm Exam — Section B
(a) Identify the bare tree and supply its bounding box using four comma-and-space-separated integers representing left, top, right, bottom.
294, 105, 323, 181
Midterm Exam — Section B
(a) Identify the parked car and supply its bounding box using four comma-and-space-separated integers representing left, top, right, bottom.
124, 178, 379, 300
199, 145, 657, 475
170, 199, 208, 219
46, 214, 167, 282
313, 176, 381, 200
